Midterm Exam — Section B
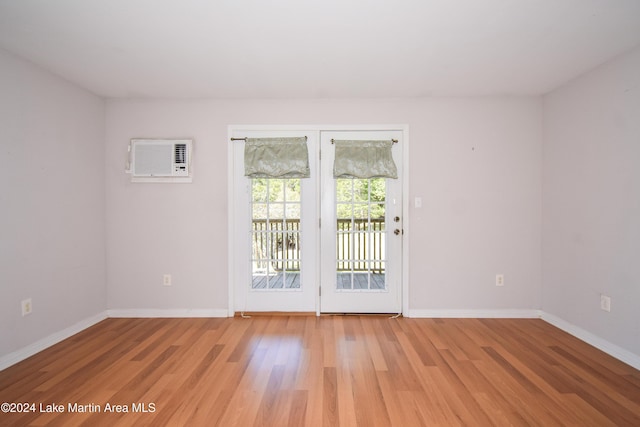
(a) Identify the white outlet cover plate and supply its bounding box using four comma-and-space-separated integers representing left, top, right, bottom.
21, 298, 32, 316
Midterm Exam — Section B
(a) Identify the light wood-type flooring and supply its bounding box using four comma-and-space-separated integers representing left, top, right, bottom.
1, 316, 639, 426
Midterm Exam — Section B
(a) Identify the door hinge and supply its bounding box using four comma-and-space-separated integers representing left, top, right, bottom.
319, 218, 321, 228
319, 287, 322, 296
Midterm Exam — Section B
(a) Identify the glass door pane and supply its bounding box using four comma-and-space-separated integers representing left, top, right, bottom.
251, 178, 301, 290
336, 178, 386, 291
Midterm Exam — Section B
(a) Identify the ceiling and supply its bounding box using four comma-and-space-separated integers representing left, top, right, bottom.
1, 0, 640, 99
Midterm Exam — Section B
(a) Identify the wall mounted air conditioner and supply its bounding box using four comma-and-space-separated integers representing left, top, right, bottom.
127, 139, 193, 183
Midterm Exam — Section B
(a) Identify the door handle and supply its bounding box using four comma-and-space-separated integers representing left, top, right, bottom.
394, 229, 401, 235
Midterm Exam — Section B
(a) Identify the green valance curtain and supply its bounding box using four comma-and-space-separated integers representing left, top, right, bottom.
244, 137, 310, 178
333, 140, 398, 179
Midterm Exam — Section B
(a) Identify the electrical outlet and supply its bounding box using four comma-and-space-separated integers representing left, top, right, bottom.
21, 298, 32, 316
600, 295, 611, 312
163, 274, 172, 286
496, 274, 504, 287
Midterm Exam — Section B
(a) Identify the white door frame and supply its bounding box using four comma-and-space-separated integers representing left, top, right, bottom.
227, 124, 410, 316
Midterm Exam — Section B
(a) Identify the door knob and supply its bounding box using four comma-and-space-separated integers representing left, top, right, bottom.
394, 229, 401, 235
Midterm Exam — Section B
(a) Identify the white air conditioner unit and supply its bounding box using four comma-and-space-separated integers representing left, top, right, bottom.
128, 139, 193, 183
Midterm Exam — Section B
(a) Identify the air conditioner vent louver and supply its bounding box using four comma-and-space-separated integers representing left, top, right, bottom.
175, 143, 186, 164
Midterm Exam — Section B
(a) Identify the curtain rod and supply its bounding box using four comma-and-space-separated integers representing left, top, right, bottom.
230, 136, 308, 141
231, 136, 396, 144
331, 139, 398, 144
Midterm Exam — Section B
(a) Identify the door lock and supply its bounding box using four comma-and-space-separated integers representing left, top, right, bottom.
394, 216, 400, 222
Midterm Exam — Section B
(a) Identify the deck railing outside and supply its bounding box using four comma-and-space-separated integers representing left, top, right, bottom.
252, 219, 300, 272
336, 218, 385, 273
251, 219, 385, 273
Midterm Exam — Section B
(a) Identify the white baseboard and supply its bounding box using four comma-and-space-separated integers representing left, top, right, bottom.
0, 311, 108, 372
106, 308, 231, 318
406, 309, 542, 318
541, 312, 640, 371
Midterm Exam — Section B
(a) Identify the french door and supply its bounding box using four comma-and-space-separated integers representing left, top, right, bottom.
320, 131, 403, 313
230, 127, 403, 314
231, 130, 318, 313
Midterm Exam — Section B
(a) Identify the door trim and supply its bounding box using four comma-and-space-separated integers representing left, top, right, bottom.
227, 124, 410, 316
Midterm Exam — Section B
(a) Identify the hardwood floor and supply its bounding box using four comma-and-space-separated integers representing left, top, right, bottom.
1, 316, 639, 426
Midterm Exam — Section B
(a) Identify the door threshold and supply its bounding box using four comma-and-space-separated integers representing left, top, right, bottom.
320, 312, 403, 317
234, 311, 316, 318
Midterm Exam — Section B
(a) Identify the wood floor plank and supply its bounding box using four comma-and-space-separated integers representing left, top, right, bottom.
288, 390, 308, 427
431, 349, 496, 425
559, 392, 619, 427
334, 357, 357, 427
358, 318, 388, 372
1, 317, 639, 426
322, 367, 339, 427
377, 375, 430, 427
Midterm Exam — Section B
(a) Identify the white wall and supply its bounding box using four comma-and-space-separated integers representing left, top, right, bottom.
543, 46, 640, 356
105, 97, 542, 315
0, 49, 106, 360
413, 99, 542, 313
